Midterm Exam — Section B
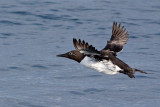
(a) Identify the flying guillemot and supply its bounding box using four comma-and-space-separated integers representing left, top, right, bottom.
57, 22, 147, 78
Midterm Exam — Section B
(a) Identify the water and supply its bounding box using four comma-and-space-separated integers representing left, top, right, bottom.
0, 0, 160, 107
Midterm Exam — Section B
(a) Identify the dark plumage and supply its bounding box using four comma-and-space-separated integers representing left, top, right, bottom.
57, 22, 147, 78
102, 22, 129, 55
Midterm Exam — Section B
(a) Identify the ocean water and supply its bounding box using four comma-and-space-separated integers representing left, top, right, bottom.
0, 0, 160, 107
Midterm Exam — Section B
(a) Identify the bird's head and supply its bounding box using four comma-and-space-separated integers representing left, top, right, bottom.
57, 50, 85, 63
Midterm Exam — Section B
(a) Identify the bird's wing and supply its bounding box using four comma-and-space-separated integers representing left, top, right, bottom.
102, 22, 129, 54
73, 38, 100, 56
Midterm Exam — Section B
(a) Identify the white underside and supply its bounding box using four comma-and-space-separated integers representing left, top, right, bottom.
80, 56, 122, 75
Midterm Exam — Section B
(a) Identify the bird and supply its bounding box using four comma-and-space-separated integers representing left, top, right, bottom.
57, 22, 147, 78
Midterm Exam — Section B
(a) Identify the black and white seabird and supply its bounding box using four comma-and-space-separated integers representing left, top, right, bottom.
57, 22, 147, 78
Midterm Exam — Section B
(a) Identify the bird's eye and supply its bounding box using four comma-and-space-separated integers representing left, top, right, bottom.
69, 52, 73, 55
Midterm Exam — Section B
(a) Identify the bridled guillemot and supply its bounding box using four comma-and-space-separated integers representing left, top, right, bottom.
57, 22, 147, 78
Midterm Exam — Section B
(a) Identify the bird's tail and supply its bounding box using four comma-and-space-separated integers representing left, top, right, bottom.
132, 68, 147, 74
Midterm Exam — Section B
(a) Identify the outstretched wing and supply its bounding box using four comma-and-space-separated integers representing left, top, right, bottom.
73, 38, 100, 56
102, 22, 129, 54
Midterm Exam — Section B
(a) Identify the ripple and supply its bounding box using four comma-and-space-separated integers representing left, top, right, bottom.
130, 36, 138, 39
54, 24, 63, 27
87, 74, 102, 78
1, 33, 13, 36
139, 47, 149, 50
43, 1, 58, 4
114, 12, 121, 15
0, 20, 23, 25
48, 64, 63, 67
71, 18, 79, 21
8, 66, 24, 70
0, 33, 14, 39
0, 36, 8, 39
152, 6, 160, 9
31, 64, 48, 69
97, 27, 106, 30
17, 53, 24, 56
10, 11, 33, 16
146, 21, 160, 25
66, 8, 104, 12
139, 9, 159, 12
31, 23, 43, 26
66, 26, 74, 29
135, 52, 154, 55
154, 33, 160, 36
19, 1, 36, 5
83, 88, 104, 94
75, 21, 83, 24
128, 18, 151, 21
36, 14, 61, 20
50, 9, 59, 12
135, 75, 155, 79
69, 91, 85, 95
141, 35, 151, 38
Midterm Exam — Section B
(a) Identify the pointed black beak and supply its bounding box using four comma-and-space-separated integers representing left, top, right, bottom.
56, 53, 67, 57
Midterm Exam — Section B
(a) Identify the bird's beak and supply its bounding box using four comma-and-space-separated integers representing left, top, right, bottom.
56, 53, 67, 57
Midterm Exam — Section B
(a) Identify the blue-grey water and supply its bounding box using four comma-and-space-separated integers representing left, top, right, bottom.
0, 0, 160, 107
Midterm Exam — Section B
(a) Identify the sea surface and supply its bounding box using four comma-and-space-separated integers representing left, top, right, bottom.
0, 0, 160, 107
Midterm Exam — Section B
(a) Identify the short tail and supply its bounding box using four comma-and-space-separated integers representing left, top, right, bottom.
119, 69, 147, 78
133, 69, 147, 74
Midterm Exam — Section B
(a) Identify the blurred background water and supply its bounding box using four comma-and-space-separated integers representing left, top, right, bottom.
0, 0, 160, 107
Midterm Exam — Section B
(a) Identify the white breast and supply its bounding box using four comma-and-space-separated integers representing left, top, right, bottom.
80, 56, 122, 75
